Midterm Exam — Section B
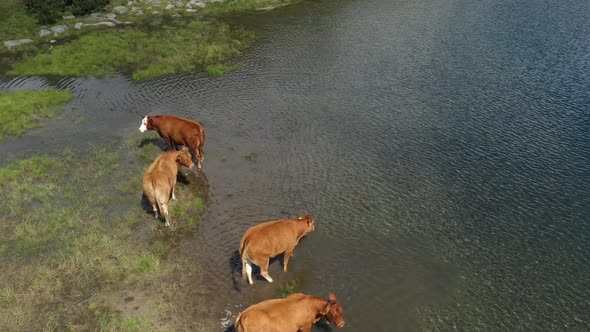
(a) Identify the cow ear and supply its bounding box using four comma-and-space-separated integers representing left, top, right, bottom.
328, 293, 337, 302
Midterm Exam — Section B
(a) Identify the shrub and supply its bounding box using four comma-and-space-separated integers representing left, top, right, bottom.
23, 0, 64, 24
71, 0, 110, 16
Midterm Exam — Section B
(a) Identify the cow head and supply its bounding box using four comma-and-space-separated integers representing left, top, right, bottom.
176, 146, 195, 169
297, 214, 315, 234
139, 115, 154, 132
324, 293, 346, 328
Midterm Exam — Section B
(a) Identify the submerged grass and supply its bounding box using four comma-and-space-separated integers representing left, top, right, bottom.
9, 20, 254, 81
0, 89, 73, 141
0, 136, 208, 330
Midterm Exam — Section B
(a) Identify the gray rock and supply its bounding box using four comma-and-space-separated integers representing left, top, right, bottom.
4, 39, 33, 49
165, 4, 174, 10
152, 0, 161, 6
186, 8, 196, 12
84, 21, 117, 28
189, 0, 198, 4
152, 11, 160, 14
63, 15, 76, 20
127, 1, 133, 5
194, 2, 205, 8
50, 39, 56, 43
175, 1, 184, 7
39, 29, 52, 37
131, 6, 140, 11
50, 25, 68, 34
74, 22, 84, 29
112, 6, 128, 15
106, 13, 116, 19
136, 10, 144, 16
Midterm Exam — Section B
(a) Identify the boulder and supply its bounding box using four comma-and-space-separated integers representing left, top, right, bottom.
50, 25, 68, 35
175, 1, 184, 7
165, 4, 175, 10
186, 8, 196, 12
106, 13, 116, 19
194, 2, 205, 8
63, 15, 76, 20
84, 21, 117, 28
74, 22, 84, 29
112, 6, 128, 15
39, 29, 52, 37
4, 39, 33, 49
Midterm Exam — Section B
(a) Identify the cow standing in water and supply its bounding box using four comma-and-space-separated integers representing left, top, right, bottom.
139, 115, 206, 172
234, 292, 346, 332
142, 146, 194, 227
239, 215, 315, 284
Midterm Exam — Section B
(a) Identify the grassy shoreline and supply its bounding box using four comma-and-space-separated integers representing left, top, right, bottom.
1, 0, 302, 80
0, 135, 210, 330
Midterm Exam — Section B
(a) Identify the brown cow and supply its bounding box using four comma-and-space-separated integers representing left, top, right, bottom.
139, 114, 206, 172
142, 146, 195, 227
234, 292, 346, 332
239, 215, 315, 284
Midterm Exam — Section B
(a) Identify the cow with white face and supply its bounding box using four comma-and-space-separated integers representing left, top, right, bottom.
138, 115, 206, 172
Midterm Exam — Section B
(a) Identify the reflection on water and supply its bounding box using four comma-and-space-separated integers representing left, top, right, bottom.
2, 0, 589, 330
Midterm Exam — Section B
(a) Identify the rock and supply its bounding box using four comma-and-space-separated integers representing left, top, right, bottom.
50, 39, 56, 43
172, 13, 182, 18
106, 13, 116, 19
84, 21, 117, 28
127, 1, 133, 5
175, 1, 184, 7
91, 13, 101, 17
194, 2, 205, 8
185, 3, 192, 8
75, 22, 84, 29
152, 11, 160, 14
165, 4, 174, 10
189, 0, 198, 4
112, 6, 128, 15
50, 25, 68, 35
39, 29, 52, 37
4, 39, 33, 49
136, 10, 144, 16
186, 8, 196, 12
152, 0, 161, 6
63, 15, 76, 20
131, 6, 140, 11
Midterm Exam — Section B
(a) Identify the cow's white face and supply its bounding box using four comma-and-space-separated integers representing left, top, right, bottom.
139, 116, 148, 132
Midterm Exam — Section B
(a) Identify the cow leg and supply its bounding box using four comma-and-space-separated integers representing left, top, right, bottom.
244, 258, 254, 285
171, 180, 177, 201
259, 258, 273, 283
164, 137, 174, 151
283, 249, 294, 272
160, 202, 170, 227
152, 203, 159, 218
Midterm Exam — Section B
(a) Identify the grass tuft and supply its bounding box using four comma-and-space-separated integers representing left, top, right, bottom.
0, 89, 73, 141
278, 278, 301, 298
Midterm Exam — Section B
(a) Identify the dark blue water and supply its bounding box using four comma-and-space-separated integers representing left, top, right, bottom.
1, 0, 589, 330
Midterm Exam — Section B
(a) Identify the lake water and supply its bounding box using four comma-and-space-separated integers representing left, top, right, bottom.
2, 0, 589, 330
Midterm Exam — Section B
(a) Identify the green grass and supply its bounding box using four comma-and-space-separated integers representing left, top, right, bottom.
9, 21, 254, 81
0, 138, 208, 331
278, 278, 301, 298
203, 0, 300, 15
0, 89, 73, 141
206, 63, 244, 77
244, 151, 259, 161
0, 0, 39, 41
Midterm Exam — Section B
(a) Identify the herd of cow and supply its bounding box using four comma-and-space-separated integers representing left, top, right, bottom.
138, 115, 346, 331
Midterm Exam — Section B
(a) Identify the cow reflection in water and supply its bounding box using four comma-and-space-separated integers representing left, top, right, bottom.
234, 292, 345, 332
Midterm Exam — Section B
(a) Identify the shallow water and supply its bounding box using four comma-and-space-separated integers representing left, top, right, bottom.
2, 0, 590, 330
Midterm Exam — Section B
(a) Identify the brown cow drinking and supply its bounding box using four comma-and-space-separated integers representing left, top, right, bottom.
142, 146, 195, 227
234, 292, 346, 332
139, 115, 206, 172
239, 215, 315, 284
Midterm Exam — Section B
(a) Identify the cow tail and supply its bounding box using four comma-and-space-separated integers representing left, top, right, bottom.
239, 237, 248, 283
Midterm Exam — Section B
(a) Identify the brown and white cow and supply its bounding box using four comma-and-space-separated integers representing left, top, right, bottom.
139, 115, 206, 172
142, 146, 195, 227
239, 215, 315, 284
234, 292, 346, 332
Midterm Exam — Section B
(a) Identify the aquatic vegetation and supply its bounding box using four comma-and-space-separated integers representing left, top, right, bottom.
9, 21, 254, 80
244, 151, 259, 161
278, 278, 301, 298
206, 63, 244, 77
0, 88, 72, 141
203, 0, 301, 15
0, 140, 208, 330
